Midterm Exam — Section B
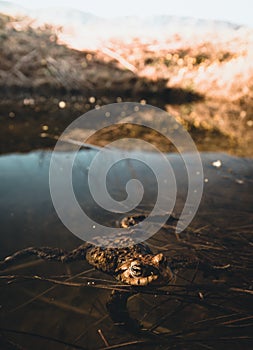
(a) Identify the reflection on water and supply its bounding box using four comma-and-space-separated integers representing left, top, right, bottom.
0, 149, 252, 349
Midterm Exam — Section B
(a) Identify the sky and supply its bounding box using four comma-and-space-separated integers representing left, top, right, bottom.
6, 0, 253, 27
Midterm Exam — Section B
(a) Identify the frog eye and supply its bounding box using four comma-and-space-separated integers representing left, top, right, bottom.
130, 261, 143, 277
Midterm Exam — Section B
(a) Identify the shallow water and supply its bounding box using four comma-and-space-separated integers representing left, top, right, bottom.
0, 149, 252, 349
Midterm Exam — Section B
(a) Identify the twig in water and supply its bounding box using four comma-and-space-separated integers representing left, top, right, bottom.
97, 329, 109, 347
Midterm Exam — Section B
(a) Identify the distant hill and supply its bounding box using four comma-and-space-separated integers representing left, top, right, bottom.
0, 0, 243, 31
0, 0, 26, 14
0, 1, 101, 25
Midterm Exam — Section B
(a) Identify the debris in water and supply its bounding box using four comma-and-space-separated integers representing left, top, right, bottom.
235, 179, 244, 184
212, 160, 222, 168
89, 96, 96, 103
23, 98, 35, 106
9, 112, 15, 118
198, 292, 204, 299
58, 101, 66, 109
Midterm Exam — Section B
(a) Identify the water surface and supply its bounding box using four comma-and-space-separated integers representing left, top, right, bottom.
0, 149, 252, 349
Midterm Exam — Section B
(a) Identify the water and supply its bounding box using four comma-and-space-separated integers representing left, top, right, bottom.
0, 149, 252, 349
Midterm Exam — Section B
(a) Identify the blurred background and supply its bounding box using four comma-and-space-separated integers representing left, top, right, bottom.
0, 0, 253, 155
